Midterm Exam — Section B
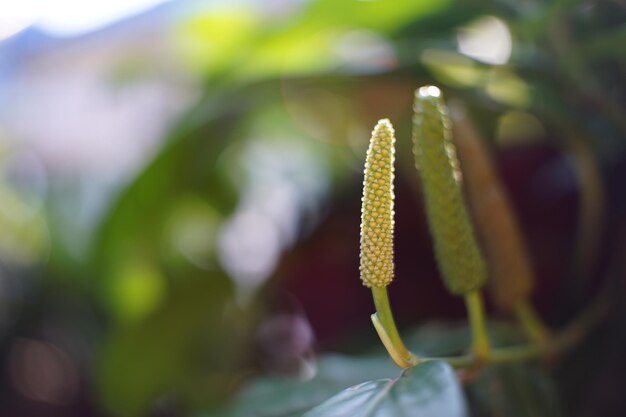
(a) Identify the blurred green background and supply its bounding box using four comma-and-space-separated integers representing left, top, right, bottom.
0, 0, 625, 416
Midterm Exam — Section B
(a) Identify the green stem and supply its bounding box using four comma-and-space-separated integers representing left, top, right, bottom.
422, 355, 473, 369
371, 287, 418, 368
489, 344, 544, 364
422, 294, 608, 371
421, 345, 542, 369
369, 287, 606, 373
515, 301, 551, 343
465, 290, 490, 360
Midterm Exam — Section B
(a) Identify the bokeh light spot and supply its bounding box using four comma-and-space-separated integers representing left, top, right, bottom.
457, 16, 512, 65
8, 338, 79, 405
496, 111, 546, 145
111, 259, 166, 323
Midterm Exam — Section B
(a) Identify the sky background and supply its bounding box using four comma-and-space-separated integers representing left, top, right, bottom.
0, 0, 172, 39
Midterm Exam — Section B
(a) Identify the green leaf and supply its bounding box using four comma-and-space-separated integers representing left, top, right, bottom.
89, 89, 248, 320
467, 363, 564, 417
303, 361, 468, 417
302, 0, 453, 33
205, 354, 399, 417
95, 273, 235, 417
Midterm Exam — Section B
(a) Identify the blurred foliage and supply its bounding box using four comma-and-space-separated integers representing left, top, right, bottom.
203, 323, 559, 416
302, 361, 467, 417
1, 0, 625, 416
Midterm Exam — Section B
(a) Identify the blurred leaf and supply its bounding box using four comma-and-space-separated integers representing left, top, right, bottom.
178, 0, 456, 82
205, 354, 399, 417
404, 322, 471, 357
468, 363, 564, 417
177, 8, 261, 76
578, 26, 626, 61
403, 320, 523, 357
398, 2, 487, 37
161, 195, 221, 270
485, 69, 532, 108
303, 361, 467, 417
90, 91, 248, 318
421, 49, 485, 88
0, 182, 48, 265
206, 322, 526, 417
303, 0, 453, 33
96, 271, 234, 417
238, 27, 339, 81
109, 257, 166, 323
405, 324, 562, 417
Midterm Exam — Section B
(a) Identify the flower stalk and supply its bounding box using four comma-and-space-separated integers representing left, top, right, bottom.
360, 119, 417, 368
465, 291, 490, 360
371, 288, 417, 368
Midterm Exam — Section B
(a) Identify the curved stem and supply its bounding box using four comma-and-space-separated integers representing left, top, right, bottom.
371, 287, 418, 368
515, 300, 551, 343
465, 290, 490, 360
422, 294, 608, 371
370, 281, 607, 373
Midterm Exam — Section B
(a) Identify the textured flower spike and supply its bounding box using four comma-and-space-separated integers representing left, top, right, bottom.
412, 86, 487, 295
360, 119, 396, 288
360, 119, 417, 369
452, 104, 549, 342
413, 86, 490, 359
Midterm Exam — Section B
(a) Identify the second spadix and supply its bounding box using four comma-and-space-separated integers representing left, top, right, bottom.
413, 86, 490, 359
412, 86, 487, 295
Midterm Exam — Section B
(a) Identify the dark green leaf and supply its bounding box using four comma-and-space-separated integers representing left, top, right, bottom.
205, 354, 399, 417
95, 273, 236, 417
467, 363, 564, 417
303, 361, 468, 417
